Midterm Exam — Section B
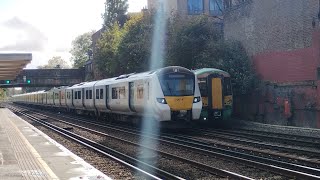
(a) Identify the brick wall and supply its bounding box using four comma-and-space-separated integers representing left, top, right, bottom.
224, 1, 320, 128
224, 0, 319, 56
254, 47, 318, 82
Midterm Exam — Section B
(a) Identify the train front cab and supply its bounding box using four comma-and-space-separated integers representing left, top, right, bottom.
156, 66, 202, 122
198, 72, 233, 121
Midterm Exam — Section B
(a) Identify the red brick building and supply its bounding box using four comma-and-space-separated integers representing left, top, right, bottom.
224, 0, 320, 128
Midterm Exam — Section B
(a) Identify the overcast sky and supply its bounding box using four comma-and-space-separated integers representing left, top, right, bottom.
0, 0, 147, 68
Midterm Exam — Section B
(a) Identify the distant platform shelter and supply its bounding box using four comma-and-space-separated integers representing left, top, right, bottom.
0, 53, 32, 80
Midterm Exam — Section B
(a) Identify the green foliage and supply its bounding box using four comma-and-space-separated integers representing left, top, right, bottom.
103, 0, 128, 28
38, 56, 70, 69
95, 23, 125, 77
94, 13, 256, 94
117, 13, 153, 73
166, 15, 255, 95
95, 13, 153, 77
70, 31, 95, 68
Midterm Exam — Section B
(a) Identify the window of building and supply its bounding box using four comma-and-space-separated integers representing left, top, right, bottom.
96, 89, 99, 99
188, 0, 204, 15
210, 0, 223, 16
100, 89, 104, 99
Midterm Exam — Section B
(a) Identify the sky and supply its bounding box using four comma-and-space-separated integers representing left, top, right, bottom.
0, 0, 147, 68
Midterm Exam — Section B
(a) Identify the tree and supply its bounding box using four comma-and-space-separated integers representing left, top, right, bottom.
166, 15, 255, 95
95, 13, 153, 77
117, 13, 153, 74
166, 15, 221, 68
38, 56, 70, 69
103, 0, 129, 28
95, 23, 125, 77
70, 31, 95, 68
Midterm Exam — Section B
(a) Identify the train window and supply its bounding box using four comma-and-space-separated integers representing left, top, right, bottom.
96, 89, 99, 99
112, 88, 118, 99
223, 77, 233, 95
159, 73, 195, 96
148, 82, 150, 99
198, 78, 208, 96
137, 85, 144, 99
86, 90, 88, 99
89, 90, 93, 99
100, 89, 103, 99
75, 92, 77, 99
119, 87, 126, 99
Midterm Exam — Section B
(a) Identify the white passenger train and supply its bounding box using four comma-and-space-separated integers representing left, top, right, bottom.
13, 66, 202, 123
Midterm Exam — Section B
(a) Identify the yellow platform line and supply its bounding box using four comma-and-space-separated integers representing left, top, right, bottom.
7, 111, 59, 179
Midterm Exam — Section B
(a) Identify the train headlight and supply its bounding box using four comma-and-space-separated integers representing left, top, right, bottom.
193, 96, 201, 103
156, 98, 167, 104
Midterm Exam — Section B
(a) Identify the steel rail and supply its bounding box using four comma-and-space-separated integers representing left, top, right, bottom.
197, 129, 320, 148
10, 105, 252, 180
9, 106, 182, 180
9, 104, 320, 179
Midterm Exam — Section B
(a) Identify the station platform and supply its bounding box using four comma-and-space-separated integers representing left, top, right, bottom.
0, 108, 111, 180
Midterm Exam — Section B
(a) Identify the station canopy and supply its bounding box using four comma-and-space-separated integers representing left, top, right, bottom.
0, 53, 32, 80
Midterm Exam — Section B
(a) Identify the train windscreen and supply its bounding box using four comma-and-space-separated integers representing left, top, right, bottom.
223, 77, 233, 95
159, 73, 195, 96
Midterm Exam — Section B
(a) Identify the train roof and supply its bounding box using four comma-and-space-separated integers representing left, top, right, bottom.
67, 81, 99, 89
12, 90, 46, 97
193, 68, 230, 77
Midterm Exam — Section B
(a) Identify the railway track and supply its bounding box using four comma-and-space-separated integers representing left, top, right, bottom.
197, 128, 320, 148
7, 103, 320, 179
9, 106, 183, 180
8, 104, 251, 180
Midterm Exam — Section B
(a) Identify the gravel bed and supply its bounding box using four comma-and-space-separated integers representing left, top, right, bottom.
13, 106, 295, 179
192, 135, 320, 167
18, 115, 146, 180
48, 118, 286, 179
48, 120, 221, 179
193, 131, 320, 154
231, 119, 320, 138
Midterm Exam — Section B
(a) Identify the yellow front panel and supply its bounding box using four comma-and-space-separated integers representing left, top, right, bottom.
211, 78, 223, 109
202, 97, 208, 107
165, 96, 193, 111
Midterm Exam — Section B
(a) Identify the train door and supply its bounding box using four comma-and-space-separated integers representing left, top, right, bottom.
52, 92, 55, 106
208, 74, 224, 119
82, 88, 85, 108
105, 85, 110, 110
129, 82, 135, 112
71, 90, 74, 107
59, 90, 62, 106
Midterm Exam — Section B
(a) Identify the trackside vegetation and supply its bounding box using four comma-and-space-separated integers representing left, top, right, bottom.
94, 12, 256, 95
